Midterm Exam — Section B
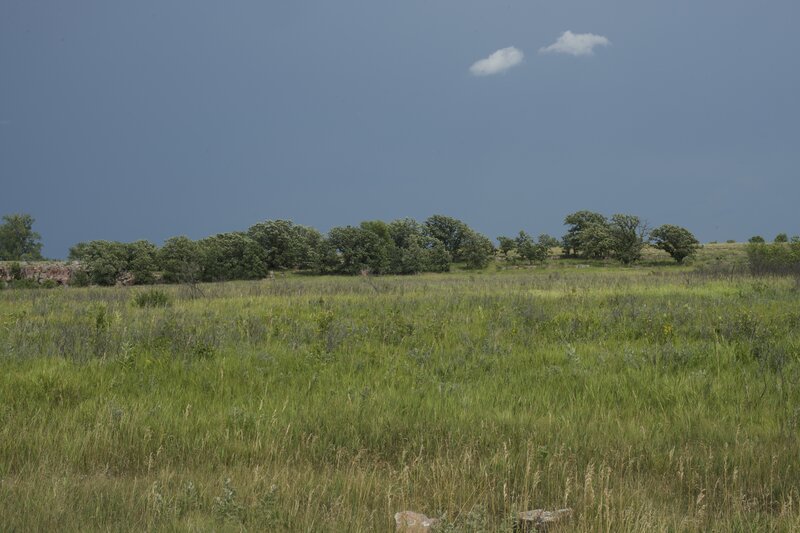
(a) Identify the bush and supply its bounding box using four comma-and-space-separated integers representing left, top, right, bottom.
133, 289, 172, 308
746, 241, 800, 276
8, 279, 44, 289
9, 261, 23, 280
68, 269, 90, 287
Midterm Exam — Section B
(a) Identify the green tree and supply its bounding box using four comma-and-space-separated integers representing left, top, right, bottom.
423, 238, 452, 272
578, 222, 613, 260
537, 234, 560, 253
749, 235, 765, 244
69, 240, 129, 285
385, 218, 451, 274
247, 220, 323, 271
325, 226, 390, 275
562, 211, 609, 258
650, 225, 700, 264
459, 231, 494, 269
387, 218, 424, 249
159, 236, 202, 284
0, 214, 43, 261
774, 233, 789, 243
497, 236, 516, 258
125, 240, 159, 284
515, 231, 548, 263
197, 233, 267, 282
746, 241, 800, 275
424, 215, 471, 262
609, 214, 648, 265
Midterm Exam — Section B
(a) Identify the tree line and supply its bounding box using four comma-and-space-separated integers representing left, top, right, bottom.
2, 211, 797, 286
66, 216, 494, 286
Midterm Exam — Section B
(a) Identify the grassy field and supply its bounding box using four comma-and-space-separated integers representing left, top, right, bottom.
2, 248, 799, 531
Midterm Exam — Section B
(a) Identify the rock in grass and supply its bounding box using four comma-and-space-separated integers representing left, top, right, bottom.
394, 510, 439, 531
515, 508, 572, 531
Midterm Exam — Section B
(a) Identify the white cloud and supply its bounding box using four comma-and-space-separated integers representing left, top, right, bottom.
539, 31, 610, 56
469, 46, 524, 76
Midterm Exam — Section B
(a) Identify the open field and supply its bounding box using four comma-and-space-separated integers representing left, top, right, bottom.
2, 255, 800, 531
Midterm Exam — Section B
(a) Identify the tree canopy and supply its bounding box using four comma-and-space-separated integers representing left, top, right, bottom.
0, 214, 43, 261
650, 225, 700, 264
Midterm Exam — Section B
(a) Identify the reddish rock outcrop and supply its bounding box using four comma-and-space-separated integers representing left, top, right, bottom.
0, 262, 80, 286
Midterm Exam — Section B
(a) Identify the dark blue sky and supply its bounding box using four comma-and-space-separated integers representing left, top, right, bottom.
2, 1, 798, 258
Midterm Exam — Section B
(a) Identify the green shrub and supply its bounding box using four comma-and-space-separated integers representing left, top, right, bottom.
9, 261, 23, 280
8, 278, 43, 289
68, 269, 90, 287
746, 241, 800, 276
133, 288, 172, 308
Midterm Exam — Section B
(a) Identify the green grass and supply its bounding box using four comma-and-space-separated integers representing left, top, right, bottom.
2, 258, 800, 531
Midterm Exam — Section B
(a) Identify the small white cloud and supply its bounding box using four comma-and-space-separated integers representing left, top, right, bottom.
469, 46, 524, 76
539, 31, 610, 56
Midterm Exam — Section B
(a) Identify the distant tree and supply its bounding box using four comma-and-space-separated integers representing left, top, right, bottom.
746, 240, 800, 276
0, 214, 43, 261
562, 211, 609, 258
392, 235, 427, 274
125, 240, 159, 284
650, 224, 700, 264
325, 225, 390, 275
424, 215, 471, 262
459, 231, 494, 269
69, 240, 129, 285
293, 225, 324, 270
388, 218, 424, 249
247, 220, 323, 270
197, 232, 267, 281
159, 236, 202, 285
774, 233, 789, 243
423, 238, 452, 272
359, 220, 392, 244
578, 222, 614, 260
497, 236, 516, 258
609, 214, 648, 265
386, 219, 450, 274
515, 231, 548, 263
749, 235, 765, 244
537, 234, 560, 253
67, 242, 89, 261
312, 238, 342, 274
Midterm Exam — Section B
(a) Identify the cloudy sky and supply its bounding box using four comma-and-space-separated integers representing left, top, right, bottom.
1, 0, 799, 257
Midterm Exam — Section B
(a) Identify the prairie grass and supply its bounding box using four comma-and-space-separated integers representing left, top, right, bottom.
1, 258, 799, 531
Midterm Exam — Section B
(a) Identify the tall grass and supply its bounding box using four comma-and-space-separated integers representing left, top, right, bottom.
1, 265, 799, 531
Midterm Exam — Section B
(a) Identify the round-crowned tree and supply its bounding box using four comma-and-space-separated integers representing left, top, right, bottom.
650, 224, 700, 264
